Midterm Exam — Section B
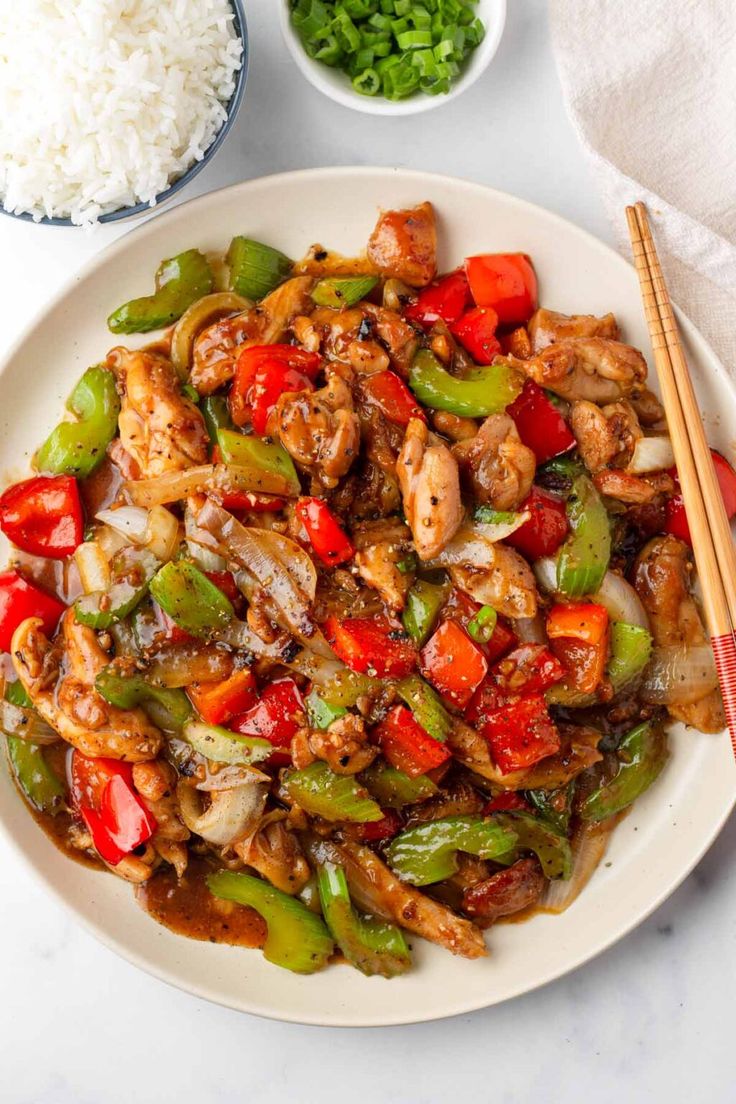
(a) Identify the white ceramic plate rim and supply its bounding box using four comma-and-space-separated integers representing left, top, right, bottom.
1, 168, 734, 1027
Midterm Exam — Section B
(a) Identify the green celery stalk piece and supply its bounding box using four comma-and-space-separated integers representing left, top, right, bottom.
75, 547, 159, 631
206, 871, 333, 974
201, 395, 233, 444
284, 761, 383, 823
396, 674, 451, 742
108, 250, 214, 334
493, 811, 573, 880
579, 721, 669, 823
317, 668, 381, 708
216, 428, 300, 496
608, 622, 653, 691
227, 237, 293, 301
409, 349, 523, 417
6, 738, 65, 815
317, 861, 411, 978
6, 680, 32, 709
149, 560, 234, 638
556, 474, 611, 597
360, 761, 438, 809
183, 719, 272, 765
311, 276, 378, 309
305, 688, 347, 730
35, 366, 120, 478
402, 578, 446, 646
95, 669, 191, 734
385, 815, 518, 886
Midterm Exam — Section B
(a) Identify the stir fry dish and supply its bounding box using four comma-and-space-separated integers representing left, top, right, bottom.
2, 202, 730, 978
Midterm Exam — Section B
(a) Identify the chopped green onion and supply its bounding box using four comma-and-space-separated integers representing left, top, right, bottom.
467, 604, 497, 643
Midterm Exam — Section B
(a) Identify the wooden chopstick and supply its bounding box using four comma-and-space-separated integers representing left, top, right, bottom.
626, 202, 736, 754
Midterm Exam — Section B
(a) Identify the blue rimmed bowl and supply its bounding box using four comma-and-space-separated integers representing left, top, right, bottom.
0, 1, 248, 228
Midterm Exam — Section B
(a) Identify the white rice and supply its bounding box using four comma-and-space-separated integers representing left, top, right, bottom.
0, 0, 243, 226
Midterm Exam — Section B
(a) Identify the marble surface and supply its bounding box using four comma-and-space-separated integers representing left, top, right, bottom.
1, 2, 734, 1101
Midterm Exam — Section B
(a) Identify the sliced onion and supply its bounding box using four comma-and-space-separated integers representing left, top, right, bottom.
97, 506, 149, 542
627, 435, 675, 474
177, 779, 267, 846
144, 643, 235, 688
74, 541, 111, 595
196, 764, 270, 792
143, 505, 180, 563
594, 571, 650, 629
218, 620, 344, 685
125, 463, 297, 509
0, 700, 58, 745
641, 644, 718, 704
543, 819, 617, 913
186, 539, 227, 573
95, 524, 129, 560
428, 516, 530, 568
533, 556, 558, 594
170, 292, 252, 378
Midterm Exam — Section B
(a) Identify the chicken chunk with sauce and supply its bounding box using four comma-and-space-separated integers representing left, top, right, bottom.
367, 202, 437, 287
520, 337, 647, 404
452, 414, 536, 510
397, 417, 463, 560
528, 308, 619, 353
272, 371, 360, 489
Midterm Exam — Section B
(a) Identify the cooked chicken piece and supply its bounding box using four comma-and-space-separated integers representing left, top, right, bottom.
404, 781, 484, 826
528, 308, 619, 353
305, 836, 487, 959
630, 386, 665, 427
306, 714, 378, 775
593, 469, 675, 504
634, 535, 725, 731
236, 817, 311, 895
132, 760, 190, 845
12, 613, 162, 762
190, 276, 315, 394
431, 411, 478, 442
462, 858, 546, 927
367, 202, 437, 288
354, 543, 412, 612
452, 414, 536, 509
272, 372, 360, 489
361, 303, 421, 375
571, 399, 642, 473
520, 337, 647, 403
351, 517, 412, 549
109, 347, 208, 478
109, 846, 159, 883
448, 719, 603, 790
397, 417, 463, 560
293, 246, 379, 278
450, 543, 538, 620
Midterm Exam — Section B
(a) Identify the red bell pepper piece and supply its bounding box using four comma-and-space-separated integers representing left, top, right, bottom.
204, 570, 241, 605
464, 253, 538, 326
188, 667, 257, 727
374, 704, 451, 777
230, 677, 304, 765
362, 370, 426, 426
507, 381, 576, 464
230, 345, 321, 430
505, 486, 569, 561
156, 608, 195, 645
547, 601, 610, 695
440, 589, 517, 663
404, 270, 471, 329
665, 449, 736, 547
295, 497, 354, 566
0, 475, 83, 559
473, 693, 561, 775
450, 307, 501, 365
484, 619, 518, 664
325, 615, 417, 678
219, 489, 286, 512
420, 619, 488, 707
0, 570, 65, 652
546, 602, 609, 646
355, 807, 403, 842
491, 643, 565, 696
483, 792, 529, 814
69, 751, 157, 866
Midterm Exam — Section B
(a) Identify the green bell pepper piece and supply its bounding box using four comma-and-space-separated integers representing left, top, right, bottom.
579, 720, 669, 823
493, 811, 573, 880
201, 395, 233, 444
183, 719, 272, 765
35, 366, 120, 478
284, 761, 383, 823
95, 669, 192, 735
402, 578, 446, 646
396, 674, 451, 742
385, 815, 518, 886
360, 761, 438, 808
227, 237, 293, 301
556, 474, 611, 597
206, 871, 334, 974
149, 560, 234, 638
108, 249, 214, 334
311, 276, 378, 309
216, 428, 301, 496
6, 738, 66, 815
408, 349, 523, 417
316, 668, 381, 708
608, 622, 653, 691
75, 547, 159, 631
6, 680, 32, 709
305, 688, 347, 730
317, 861, 411, 978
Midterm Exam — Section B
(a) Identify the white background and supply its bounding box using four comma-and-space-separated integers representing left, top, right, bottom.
1, 3, 735, 1101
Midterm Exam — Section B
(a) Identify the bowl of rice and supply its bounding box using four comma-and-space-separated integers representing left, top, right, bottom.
0, 0, 248, 228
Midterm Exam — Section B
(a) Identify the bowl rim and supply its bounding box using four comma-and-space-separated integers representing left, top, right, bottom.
278, 0, 507, 116
0, 0, 249, 228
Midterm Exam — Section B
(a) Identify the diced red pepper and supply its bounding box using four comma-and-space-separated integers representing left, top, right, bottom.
362, 370, 426, 426
355, 808, 403, 842
69, 751, 156, 866
505, 486, 569, 561
450, 306, 501, 364
665, 449, 736, 547
218, 490, 286, 513
420, 619, 488, 708
373, 704, 451, 777
204, 570, 241, 605
188, 667, 257, 727
484, 619, 518, 664
0, 570, 65, 652
404, 270, 472, 329
546, 602, 609, 645
230, 677, 304, 765
325, 615, 416, 678
464, 254, 538, 326
0, 475, 83, 559
483, 792, 529, 814
474, 694, 561, 775
491, 644, 565, 696
507, 380, 576, 463
229, 345, 321, 430
440, 589, 516, 663
295, 497, 354, 567
547, 602, 610, 695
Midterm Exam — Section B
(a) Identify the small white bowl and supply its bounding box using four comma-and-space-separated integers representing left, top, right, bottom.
279, 0, 506, 116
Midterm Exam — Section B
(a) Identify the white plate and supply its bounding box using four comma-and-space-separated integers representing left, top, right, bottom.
1, 168, 734, 1027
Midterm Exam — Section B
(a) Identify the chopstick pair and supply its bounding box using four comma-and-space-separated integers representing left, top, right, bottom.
626, 202, 736, 757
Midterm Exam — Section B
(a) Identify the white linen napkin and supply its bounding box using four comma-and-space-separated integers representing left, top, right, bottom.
548, 0, 736, 372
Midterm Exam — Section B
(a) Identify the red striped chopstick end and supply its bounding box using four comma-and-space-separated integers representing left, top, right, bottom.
711, 632, 736, 759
